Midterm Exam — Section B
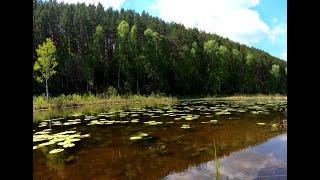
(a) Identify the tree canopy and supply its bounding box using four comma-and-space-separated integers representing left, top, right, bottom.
33, 0, 287, 96
34, 37, 58, 98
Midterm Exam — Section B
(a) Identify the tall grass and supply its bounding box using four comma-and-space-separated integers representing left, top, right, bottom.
204, 94, 287, 101
33, 93, 176, 110
214, 139, 220, 180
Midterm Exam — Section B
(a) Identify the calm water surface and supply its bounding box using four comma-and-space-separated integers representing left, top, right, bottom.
33, 99, 287, 180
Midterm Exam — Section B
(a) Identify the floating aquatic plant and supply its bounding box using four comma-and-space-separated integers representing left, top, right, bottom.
38, 141, 56, 147
49, 149, 64, 154
251, 111, 259, 115
35, 131, 50, 135
63, 143, 75, 148
80, 134, 90, 138
129, 136, 142, 140
144, 121, 163, 125
257, 122, 266, 126
210, 120, 218, 124
184, 114, 199, 121
131, 119, 139, 123
201, 120, 218, 124
181, 124, 191, 129
87, 120, 103, 125
129, 132, 149, 141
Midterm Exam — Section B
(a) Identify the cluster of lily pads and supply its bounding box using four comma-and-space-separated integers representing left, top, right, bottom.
33, 100, 286, 154
257, 122, 282, 132
143, 120, 163, 126
35, 100, 286, 130
182, 114, 200, 121
33, 129, 90, 154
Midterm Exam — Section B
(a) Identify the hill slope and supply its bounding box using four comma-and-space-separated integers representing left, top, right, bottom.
33, 0, 287, 96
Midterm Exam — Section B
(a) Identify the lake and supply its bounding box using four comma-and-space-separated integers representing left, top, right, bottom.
33, 99, 287, 180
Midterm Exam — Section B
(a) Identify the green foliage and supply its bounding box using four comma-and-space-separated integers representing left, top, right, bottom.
130, 25, 137, 40
218, 45, 228, 57
33, 93, 176, 110
270, 64, 280, 78
33, 0, 287, 97
144, 28, 153, 37
285, 67, 287, 75
105, 86, 118, 97
246, 52, 254, 66
232, 48, 240, 58
34, 38, 58, 83
204, 40, 218, 55
117, 20, 129, 38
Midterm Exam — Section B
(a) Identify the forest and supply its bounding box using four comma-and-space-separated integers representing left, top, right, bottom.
33, 0, 287, 97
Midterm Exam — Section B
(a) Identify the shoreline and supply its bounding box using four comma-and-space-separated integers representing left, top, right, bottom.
33, 94, 286, 111
33, 95, 177, 111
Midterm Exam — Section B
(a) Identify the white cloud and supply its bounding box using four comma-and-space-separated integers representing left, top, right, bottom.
56, 0, 125, 9
282, 51, 287, 60
152, 0, 271, 45
268, 23, 287, 42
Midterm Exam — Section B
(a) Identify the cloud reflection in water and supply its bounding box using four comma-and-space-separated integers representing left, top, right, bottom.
164, 133, 287, 180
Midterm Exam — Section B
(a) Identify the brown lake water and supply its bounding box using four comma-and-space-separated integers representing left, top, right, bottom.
33, 99, 287, 180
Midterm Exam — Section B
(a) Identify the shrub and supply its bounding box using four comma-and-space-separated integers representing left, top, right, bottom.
105, 86, 118, 97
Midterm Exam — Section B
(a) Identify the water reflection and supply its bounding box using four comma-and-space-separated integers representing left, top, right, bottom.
33, 100, 287, 179
164, 133, 287, 180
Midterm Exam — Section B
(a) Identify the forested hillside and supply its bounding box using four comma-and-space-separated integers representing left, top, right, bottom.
33, 0, 287, 96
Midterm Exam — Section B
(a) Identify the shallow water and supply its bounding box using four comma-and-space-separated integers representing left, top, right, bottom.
33, 99, 287, 180
164, 133, 287, 180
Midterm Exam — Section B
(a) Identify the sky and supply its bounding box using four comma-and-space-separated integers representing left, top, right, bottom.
56, 0, 287, 61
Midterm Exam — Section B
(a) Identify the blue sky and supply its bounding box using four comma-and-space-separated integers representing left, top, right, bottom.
57, 0, 287, 61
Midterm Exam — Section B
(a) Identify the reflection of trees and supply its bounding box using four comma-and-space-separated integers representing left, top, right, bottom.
38, 146, 66, 178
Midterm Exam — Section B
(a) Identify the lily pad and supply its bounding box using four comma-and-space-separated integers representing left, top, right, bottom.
38, 141, 56, 147
49, 149, 64, 154
257, 122, 266, 126
63, 143, 75, 148
35, 131, 50, 135
144, 121, 163, 125
181, 124, 191, 129
129, 136, 142, 140
80, 134, 90, 138
209, 120, 218, 124
129, 132, 149, 141
131, 119, 139, 123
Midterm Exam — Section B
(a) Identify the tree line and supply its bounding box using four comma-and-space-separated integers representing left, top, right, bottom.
33, 0, 287, 97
